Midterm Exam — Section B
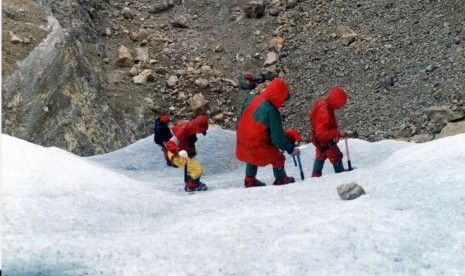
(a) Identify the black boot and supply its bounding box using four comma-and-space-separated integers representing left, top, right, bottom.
312, 159, 325, 177
332, 162, 345, 173
185, 177, 208, 192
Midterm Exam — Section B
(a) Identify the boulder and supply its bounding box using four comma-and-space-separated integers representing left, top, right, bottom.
244, 1, 265, 18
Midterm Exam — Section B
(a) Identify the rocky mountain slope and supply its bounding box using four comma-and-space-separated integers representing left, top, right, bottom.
2, 0, 465, 156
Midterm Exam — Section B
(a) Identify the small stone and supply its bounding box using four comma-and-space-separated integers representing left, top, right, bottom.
10, 32, 23, 44
264, 52, 279, 66
167, 75, 179, 87
337, 183, 366, 200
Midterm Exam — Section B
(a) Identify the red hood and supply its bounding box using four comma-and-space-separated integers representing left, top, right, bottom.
185, 115, 209, 135
325, 87, 347, 109
261, 78, 289, 108
159, 115, 170, 124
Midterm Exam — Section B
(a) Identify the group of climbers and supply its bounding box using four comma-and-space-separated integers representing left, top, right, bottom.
153, 76, 350, 192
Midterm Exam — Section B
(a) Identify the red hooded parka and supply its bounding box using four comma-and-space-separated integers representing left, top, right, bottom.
236, 78, 294, 166
310, 87, 347, 145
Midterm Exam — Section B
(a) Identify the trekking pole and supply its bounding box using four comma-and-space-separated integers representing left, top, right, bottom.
184, 158, 188, 183
296, 155, 305, 180
344, 138, 353, 171
292, 155, 297, 166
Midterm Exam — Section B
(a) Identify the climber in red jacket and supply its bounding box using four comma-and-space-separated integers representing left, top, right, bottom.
165, 115, 209, 192
309, 86, 349, 177
236, 78, 301, 188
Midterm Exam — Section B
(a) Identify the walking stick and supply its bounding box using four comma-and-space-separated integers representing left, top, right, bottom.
291, 144, 302, 179
296, 155, 305, 180
292, 155, 297, 166
184, 158, 188, 182
344, 138, 353, 171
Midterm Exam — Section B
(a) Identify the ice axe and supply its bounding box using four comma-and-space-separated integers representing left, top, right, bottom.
344, 138, 353, 171
184, 160, 188, 182
291, 145, 305, 180
179, 151, 188, 182
292, 155, 297, 166
295, 145, 308, 180
296, 154, 305, 180
291, 155, 304, 180
285, 129, 305, 180
176, 150, 191, 183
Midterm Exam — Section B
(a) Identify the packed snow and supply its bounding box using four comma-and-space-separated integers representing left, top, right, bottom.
2, 129, 465, 275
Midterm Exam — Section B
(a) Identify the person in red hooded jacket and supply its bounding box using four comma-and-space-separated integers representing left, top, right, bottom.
165, 115, 209, 192
236, 78, 301, 188
309, 86, 349, 177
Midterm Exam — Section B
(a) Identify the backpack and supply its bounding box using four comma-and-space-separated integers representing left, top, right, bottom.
154, 119, 173, 146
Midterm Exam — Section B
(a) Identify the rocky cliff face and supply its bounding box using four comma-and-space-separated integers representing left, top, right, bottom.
2, 0, 136, 155
2, 0, 465, 156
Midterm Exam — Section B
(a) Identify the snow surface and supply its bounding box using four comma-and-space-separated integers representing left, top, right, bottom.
2, 129, 465, 275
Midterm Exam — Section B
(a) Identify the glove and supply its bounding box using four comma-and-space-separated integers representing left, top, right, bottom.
245, 73, 257, 89
285, 129, 303, 143
178, 150, 188, 159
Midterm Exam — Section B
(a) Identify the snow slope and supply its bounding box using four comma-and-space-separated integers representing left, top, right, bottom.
2, 130, 465, 275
